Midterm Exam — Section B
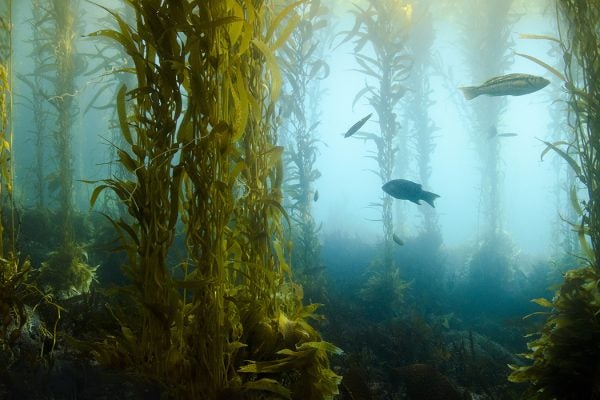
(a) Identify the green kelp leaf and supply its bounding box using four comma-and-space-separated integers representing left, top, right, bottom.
116, 85, 133, 145
118, 149, 138, 173
531, 298, 553, 308
90, 184, 110, 208
296, 341, 344, 355
243, 379, 291, 399
570, 185, 583, 216
576, 221, 595, 263
539, 139, 583, 180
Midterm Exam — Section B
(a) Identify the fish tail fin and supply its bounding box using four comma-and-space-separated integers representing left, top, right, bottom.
459, 86, 479, 100
422, 191, 440, 208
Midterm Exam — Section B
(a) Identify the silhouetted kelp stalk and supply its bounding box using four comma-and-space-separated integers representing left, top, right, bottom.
0, 0, 60, 358
460, 0, 515, 239
508, 2, 600, 398
404, 0, 439, 236
458, 0, 516, 298
88, 1, 340, 398
278, 0, 329, 301
17, 0, 50, 208
341, 0, 411, 267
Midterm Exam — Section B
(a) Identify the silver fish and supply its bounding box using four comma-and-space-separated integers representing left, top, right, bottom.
460, 73, 549, 100
344, 113, 372, 137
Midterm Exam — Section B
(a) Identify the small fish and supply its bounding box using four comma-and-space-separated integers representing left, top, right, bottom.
488, 126, 518, 139
392, 233, 404, 246
460, 73, 549, 100
313, 190, 319, 202
344, 113, 372, 137
382, 179, 440, 208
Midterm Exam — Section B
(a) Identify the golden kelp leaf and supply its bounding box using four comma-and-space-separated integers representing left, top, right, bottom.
576, 222, 595, 262
121, 326, 136, 343
117, 149, 138, 173
296, 340, 344, 355
519, 33, 561, 44
230, 73, 249, 142
531, 298, 552, 308
272, 13, 300, 51
266, 1, 305, 43
227, 1, 244, 48
539, 139, 582, 180
515, 52, 565, 82
569, 185, 583, 216
262, 146, 284, 171
116, 85, 133, 145
273, 240, 291, 275
251, 39, 282, 100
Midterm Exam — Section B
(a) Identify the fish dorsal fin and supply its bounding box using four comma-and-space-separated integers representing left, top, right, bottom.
481, 73, 524, 86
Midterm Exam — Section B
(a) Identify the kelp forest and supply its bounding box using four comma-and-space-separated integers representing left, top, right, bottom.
0, 0, 598, 399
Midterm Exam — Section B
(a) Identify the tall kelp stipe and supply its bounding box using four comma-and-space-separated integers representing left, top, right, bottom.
404, 1, 438, 236
339, 0, 412, 314
278, 0, 330, 302
399, 1, 446, 309
33, 0, 96, 298
88, 1, 340, 398
0, 0, 59, 366
509, 2, 600, 398
17, 0, 50, 209
457, 0, 517, 311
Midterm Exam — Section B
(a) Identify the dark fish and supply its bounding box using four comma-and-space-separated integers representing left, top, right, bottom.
313, 190, 319, 202
344, 113, 372, 137
392, 233, 404, 246
460, 73, 549, 100
382, 179, 440, 208
395, 364, 469, 400
497, 133, 518, 137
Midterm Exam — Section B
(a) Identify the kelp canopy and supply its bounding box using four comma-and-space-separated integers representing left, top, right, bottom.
81, 1, 341, 399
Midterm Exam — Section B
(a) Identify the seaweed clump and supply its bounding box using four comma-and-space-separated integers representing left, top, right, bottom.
86, 1, 340, 399
509, 2, 600, 398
